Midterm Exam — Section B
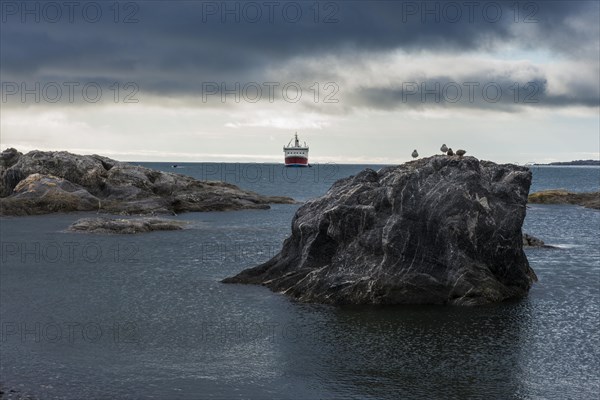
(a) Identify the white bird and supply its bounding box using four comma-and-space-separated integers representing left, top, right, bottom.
456, 149, 466, 158
411, 149, 419, 158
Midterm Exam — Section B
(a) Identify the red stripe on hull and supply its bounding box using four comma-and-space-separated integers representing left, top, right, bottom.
285, 157, 308, 165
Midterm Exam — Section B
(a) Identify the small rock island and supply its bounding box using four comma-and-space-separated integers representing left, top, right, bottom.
0, 148, 294, 216
528, 190, 599, 209
224, 155, 538, 306
68, 217, 187, 234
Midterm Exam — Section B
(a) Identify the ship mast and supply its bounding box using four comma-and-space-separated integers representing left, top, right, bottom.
294, 132, 299, 147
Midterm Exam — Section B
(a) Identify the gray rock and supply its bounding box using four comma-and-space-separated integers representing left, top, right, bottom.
0, 148, 22, 168
0, 173, 100, 215
223, 155, 537, 306
0, 148, 24, 197
0, 149, 295, 216
68, 217, 187, 234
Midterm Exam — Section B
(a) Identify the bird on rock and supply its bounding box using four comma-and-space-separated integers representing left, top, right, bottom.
411, 149, 419, 159
455, 149, 466, 158
447, 148, 454, 156
440, 144, 448, 154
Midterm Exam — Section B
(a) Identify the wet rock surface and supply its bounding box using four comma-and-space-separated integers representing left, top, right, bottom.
224, 155, 537, 306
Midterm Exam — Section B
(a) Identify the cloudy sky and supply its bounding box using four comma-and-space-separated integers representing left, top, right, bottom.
1, 0, 599, 164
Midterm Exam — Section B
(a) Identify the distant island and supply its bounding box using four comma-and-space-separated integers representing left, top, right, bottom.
528, 190, 599, 209
534, 160, 600, 166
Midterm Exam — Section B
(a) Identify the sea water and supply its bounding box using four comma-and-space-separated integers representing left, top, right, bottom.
1, 164, 598, 399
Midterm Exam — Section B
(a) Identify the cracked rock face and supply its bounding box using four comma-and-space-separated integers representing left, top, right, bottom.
224, 155, 537, 306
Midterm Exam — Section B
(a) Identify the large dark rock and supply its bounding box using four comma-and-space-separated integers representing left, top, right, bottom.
223, 155, 537, 306
0, 149, 295, 216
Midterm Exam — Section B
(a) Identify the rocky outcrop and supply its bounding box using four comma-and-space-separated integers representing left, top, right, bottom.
0, 149, 295, 216
528, 190, 600, 209
68, 217, 186, 234
224, 155, 537, 306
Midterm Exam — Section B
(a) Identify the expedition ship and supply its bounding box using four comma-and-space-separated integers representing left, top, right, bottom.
283, 133, 309, 167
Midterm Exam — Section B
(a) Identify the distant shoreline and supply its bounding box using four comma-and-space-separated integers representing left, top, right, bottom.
533, 160, 600, 166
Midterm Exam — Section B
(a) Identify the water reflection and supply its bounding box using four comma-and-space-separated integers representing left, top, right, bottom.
1, 165, 599, 399
271, 302, 531, 399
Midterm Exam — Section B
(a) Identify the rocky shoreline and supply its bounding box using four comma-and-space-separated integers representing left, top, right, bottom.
528, 190, 599, 209
224, 155, 538, 306
0, 148, 295, 216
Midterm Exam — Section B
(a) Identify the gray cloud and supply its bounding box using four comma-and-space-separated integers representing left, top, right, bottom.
1, 0, 598, 111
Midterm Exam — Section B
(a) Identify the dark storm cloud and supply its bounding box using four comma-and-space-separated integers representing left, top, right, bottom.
1, 0, 598, 108
351, 77, 600, 112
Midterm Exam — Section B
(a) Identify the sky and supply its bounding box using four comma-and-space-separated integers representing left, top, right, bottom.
1, 0, 599, 164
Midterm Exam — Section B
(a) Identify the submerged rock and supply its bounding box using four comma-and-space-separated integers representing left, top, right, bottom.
0, 383, 37, 400
522, 233, 544, 247
522, 233, 555, 248
0, 149, 295, 216
68, 217, 186, 234
224, 155, 537, 306
528, 190, 600, 209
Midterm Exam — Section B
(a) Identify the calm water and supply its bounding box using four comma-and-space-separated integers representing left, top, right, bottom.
1, 164, 599, 399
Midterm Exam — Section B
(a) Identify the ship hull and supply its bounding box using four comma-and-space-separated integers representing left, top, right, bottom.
283, 133, 309, 167
284, 156, 309, 167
